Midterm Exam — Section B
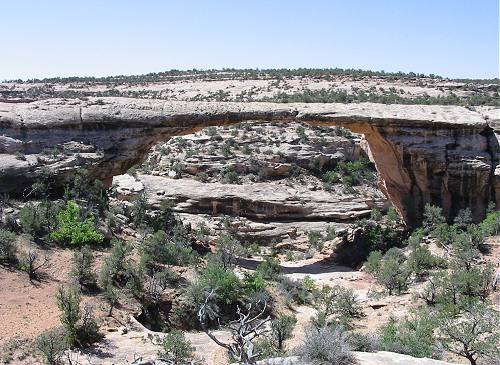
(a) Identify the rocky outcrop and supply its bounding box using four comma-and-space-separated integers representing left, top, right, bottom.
0, 97, 498, 225
135, 174, 386, 222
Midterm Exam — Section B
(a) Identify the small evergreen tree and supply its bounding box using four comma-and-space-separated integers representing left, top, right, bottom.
437, 304, 499, 365
0, 229, 17, 265
56, 286, 81, 347
71, 245, 96, 289
423, 204, 446, 233
270, 314, 297, 350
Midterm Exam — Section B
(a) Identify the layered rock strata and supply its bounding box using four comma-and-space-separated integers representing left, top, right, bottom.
0, 97, 498, 224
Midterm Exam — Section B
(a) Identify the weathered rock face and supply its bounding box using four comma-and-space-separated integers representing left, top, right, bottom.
0, 97, 498, 225
117, 121, 385, 244
140, 175, 386, 221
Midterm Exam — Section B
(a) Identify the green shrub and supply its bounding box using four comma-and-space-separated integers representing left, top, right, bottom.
201, 263, 243, 305
50, 201, 103, 246
408, 242, 445, 277
196, 171, 209, 182
308, 231, 324, 251
383, 247, 406, 264
187, 263, 244, 324
323, 170, 341, 184
36, 327, 68, 365
243, 272, 267, 293
270, 314, 297, 350
130, 192, 148, 228
423, 204, 446, 233
450, 261, 495, 305
480, 210, 500, 237
347, 332, 379, 352
254, 338, 283, 361
432, 223, 458, 248
334, 219, 404, 267
0, 229, 17, 265
140, 230, 197, 268
437, 303, 499, 365
99, 239, 132, 288
64, 171, 108, 213
454, 208, 473, 230
278, 276, 313, 305
76, 305, 101, 347
386, 207, 400, 226
374, 256, 411, 295
55, 285, 101, 348
56, 286, 81, 347
379, 309, 440, 359
153, 330, 195, 364
70, 245, 96, 289
213, 234, 242, 269
19, 201, 59, 239
364, 250, 382, 274
336, 159, 376, 187
312, 285, 362, 327
370, 209, 382, 221
103, 284, 118, 317
222, 166, 239, 184
256, 256, 281, 280
296, 326, 356, 365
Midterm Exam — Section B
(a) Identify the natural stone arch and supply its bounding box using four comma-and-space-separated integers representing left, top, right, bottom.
0, 98, 498, 226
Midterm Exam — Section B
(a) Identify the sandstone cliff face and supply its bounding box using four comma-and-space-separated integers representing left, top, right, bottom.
0, 97, 497, 225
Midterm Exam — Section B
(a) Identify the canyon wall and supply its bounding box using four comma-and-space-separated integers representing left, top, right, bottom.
0, 97, 498, 225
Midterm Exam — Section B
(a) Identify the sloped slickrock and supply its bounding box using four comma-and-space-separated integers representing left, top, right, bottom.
244, 354, 461, 365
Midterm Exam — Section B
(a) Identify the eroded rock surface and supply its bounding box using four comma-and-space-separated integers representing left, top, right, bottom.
1, 97, 498, 225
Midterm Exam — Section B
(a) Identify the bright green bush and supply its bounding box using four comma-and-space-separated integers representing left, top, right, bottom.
50, 201, 103, 246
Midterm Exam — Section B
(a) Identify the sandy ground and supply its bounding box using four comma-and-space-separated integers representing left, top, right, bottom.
0, 248, 73, 344
3, 236, 497, 364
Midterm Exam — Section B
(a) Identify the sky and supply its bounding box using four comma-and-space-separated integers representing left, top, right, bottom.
1, 0, 498, 80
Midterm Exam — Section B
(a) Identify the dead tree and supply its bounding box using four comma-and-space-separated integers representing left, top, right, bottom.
198, 290, 271, 365
20, 250, 49, 282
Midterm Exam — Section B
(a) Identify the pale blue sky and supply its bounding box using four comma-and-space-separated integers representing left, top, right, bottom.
1, 0, 498, 80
